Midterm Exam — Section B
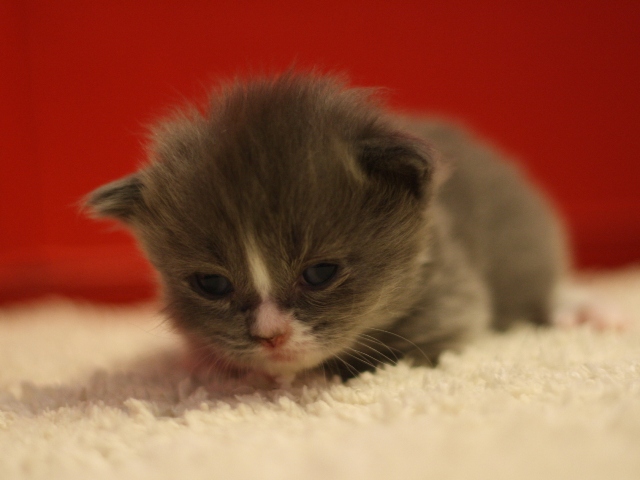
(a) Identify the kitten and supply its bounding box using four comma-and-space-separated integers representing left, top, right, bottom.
85, 72, 567, 381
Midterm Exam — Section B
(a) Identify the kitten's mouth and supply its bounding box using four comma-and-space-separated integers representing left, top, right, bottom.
258, 344, 334, 376
186, 333, 326, 378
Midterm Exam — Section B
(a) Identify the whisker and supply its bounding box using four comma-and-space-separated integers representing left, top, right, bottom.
351, 338, 398, 366
331, 354, 360, 379
341, 348, 378, 371
322, 362, 331, 387
345, 345, 388, 369
367, 327, 433, 366
357, 333, 401, 362
317, 345, 348, 380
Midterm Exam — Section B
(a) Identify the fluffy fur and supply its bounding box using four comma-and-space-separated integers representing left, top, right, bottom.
85, 72, 567, 380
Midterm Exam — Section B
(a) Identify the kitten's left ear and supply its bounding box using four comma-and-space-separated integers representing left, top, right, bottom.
83, 173, 144, 223
358, 134, 440, 200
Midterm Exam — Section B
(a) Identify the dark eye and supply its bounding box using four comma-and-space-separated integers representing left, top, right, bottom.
190, 273, 234, 298
302, 263, 339, 287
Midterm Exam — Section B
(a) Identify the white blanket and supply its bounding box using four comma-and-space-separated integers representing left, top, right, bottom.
1, 270, 639, 480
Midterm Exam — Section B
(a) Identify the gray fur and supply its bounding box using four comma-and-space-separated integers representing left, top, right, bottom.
85, 72, 567, 379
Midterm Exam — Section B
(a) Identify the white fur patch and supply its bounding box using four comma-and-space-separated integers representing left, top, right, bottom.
250, 300, 291, 339
245, 239, 272, 299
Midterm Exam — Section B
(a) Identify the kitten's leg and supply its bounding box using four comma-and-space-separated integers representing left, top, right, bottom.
381, 254, 492, 369
489, 249, 562, 330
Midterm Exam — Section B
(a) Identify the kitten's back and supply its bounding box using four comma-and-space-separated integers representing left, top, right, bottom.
408, 120, 568, 329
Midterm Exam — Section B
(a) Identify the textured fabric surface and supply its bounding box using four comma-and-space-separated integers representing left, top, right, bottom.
1, 269, 639, 480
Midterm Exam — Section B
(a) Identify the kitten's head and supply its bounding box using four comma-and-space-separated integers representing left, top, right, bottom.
85, 73, 438, 376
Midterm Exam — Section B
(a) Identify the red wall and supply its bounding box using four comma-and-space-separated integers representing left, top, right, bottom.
1, 0, 639, 304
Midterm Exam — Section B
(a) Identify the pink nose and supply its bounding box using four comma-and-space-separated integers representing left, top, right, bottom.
254, 331, 290, 349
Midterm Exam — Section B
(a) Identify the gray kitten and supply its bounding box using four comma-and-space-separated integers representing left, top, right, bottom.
85, 72, 567, 381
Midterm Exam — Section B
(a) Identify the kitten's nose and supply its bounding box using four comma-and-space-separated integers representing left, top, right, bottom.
252, 331, 291, 349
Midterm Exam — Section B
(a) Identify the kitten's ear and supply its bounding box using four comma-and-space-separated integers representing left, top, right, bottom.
83, 174, 144, 223
358, 134, 437, 199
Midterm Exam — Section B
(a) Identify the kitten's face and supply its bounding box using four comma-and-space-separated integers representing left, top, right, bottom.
86, 75, 435, 377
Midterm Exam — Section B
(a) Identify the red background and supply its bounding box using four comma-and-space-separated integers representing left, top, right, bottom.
1, 0, 639, 305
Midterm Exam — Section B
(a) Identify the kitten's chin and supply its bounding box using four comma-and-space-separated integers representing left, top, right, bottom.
256, 348, 328, 377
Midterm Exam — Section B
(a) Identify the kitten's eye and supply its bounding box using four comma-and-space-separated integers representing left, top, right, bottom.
302, 263, 339, 287
190, 273, 234, 298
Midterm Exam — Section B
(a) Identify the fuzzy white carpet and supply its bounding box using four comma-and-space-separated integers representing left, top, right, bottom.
1, 270, 639, 480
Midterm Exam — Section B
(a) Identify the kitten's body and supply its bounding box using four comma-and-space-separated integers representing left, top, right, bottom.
86, 73, 566, 380
361, 119, 567, 375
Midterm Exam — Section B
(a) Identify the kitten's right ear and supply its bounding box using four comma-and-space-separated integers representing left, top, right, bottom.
83, 174, 144, 223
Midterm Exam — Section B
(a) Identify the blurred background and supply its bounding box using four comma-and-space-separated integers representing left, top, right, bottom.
1, 0, 638, 305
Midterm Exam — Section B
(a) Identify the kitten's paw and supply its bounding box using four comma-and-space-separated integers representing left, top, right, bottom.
553, 285, 630, 331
